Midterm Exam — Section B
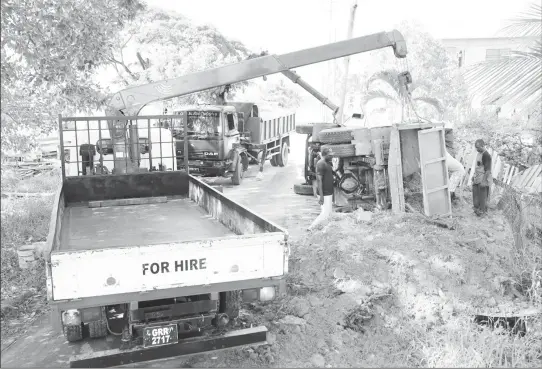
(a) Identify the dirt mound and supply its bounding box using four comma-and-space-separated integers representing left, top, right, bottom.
229, 204, 542, 367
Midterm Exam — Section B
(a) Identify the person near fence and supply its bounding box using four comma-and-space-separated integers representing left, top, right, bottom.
472, 139, 492, 216
308, 147, 334, 231
446, 150, 465, 202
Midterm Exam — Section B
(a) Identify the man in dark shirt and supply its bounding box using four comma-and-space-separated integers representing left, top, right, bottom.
308, 147, 334, 231
472, 139, 492, 216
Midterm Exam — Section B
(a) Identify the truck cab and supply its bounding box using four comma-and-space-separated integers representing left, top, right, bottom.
170, 105, 242, 177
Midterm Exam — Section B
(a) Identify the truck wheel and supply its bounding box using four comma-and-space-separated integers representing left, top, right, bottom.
231, 156, 243, 185
277, 143, 289, 167
322, 143, 356, 158
63, 324, 83, 342
296, 122, 338, 135
295, 123, 315, 135
219, 291, 241, 322
241, 154, 249, 171
294, 183, 314, 196
270, 155, 279, 167
318, 127, 356, 144
312, 123, 338, 142
88, 320, 108, 339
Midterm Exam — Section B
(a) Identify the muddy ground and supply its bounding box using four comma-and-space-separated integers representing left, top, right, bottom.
1, 133, 541, 367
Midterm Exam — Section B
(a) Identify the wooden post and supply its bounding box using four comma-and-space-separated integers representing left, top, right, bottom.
388, 126, 405, 213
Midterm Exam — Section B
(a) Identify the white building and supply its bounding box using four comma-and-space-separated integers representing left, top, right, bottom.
441, 36, 538, 118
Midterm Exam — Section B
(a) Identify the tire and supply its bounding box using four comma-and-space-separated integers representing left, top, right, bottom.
322, 143, 356, 158
88, 320, 108, 339
63, 324, 83, 342
231, 155, 243, 185
312, 123, 338, 142
270, 155, 279, 167
295, 122, 338, 135
295, 123, 315, 135
277, 143, 289, 167
219, 291, 241, 322
241, 154, 249, 171
318, 127, 356, 144
294, 183, 314, 196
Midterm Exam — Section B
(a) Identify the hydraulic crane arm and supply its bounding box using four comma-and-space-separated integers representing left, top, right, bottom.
106, 30, 407, 116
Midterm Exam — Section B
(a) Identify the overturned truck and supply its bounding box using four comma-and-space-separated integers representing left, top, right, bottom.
294, 119, 456, 216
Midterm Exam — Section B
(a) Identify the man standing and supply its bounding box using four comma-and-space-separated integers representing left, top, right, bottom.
472, 139, 492, 216
446, 150, 465, 202
308, 147, 334, 231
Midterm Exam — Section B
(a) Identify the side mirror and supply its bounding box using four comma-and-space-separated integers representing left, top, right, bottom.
237, 112, 245, 131
138, 138, 149, 155
226, 113, 236, 131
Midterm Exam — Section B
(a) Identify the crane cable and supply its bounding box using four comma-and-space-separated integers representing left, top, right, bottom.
396, 56, 431, 124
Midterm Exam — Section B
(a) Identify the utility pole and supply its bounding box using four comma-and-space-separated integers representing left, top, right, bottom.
336, 0, 358, 125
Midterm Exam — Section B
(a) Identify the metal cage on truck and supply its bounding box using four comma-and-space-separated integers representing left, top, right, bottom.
46, 115, 290, 367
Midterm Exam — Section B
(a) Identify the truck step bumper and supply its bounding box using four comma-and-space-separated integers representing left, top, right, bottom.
69, 326, 268, 368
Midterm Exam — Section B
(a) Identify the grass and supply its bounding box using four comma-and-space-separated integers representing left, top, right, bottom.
410, 316, 542, 367
0, 168, 61, 344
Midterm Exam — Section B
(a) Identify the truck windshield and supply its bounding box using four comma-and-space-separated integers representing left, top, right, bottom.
172, 111, 222, 139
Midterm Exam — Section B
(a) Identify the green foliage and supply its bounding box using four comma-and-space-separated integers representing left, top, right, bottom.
1, 0, 145, 153
344, 21, 469, 122
234, 77, 302, 111
103, 8, 300, 111
465, 2, 541, 116
362, 68, 445, 119
456, 109, 542, 168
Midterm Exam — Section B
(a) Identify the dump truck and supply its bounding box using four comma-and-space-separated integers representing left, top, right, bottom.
164, 102, 296, 184
45, 29, 410, 367
295, 115, 455, 215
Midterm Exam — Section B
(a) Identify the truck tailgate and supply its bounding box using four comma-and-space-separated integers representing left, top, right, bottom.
50, 232, 286, 301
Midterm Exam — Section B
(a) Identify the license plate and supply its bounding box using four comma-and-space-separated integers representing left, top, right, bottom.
143, 324, 178, 348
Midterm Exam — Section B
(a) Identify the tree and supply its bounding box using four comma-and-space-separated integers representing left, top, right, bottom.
465, 2, 541, 117
100, 9, 290, 111
233, 76, 302, 111
100, 9, 301, 112
1, 0, 145, 152
342, 21, 469, 123
362, 69, 445, 121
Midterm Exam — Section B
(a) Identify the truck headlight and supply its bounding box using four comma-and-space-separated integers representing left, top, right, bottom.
61, 309, 82, 326
241, 287, 277, 302
259, 287, 276, 302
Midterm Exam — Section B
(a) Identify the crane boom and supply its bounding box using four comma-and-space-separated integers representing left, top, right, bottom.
106, 30, 407, 116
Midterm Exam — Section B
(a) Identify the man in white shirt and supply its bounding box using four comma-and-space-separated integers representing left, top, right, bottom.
446, 150, 465, 202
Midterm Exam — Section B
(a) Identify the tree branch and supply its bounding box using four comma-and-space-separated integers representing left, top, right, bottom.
106, 55, 137, 80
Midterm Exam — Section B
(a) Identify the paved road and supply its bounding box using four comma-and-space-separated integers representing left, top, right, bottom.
0, 133, 319, 368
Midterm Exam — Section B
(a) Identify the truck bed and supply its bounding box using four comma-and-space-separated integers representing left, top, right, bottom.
46, 171, 289, 302
59, 199, 233, 251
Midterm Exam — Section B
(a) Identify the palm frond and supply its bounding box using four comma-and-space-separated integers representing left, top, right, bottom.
465, 38, 542, 112
413, 97, 445, 114
362, 89, 399, 107
366, 69, 401, 96
500, 3, 542, 37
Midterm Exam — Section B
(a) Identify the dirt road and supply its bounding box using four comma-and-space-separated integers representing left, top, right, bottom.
0, 133, 321, 368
